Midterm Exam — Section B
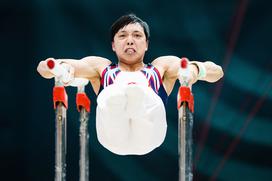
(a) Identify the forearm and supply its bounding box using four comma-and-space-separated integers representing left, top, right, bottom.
56, 58, 95, 79
37, 58, 80, 79
37, 56, 111, 79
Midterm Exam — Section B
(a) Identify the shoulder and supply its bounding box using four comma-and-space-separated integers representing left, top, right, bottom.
151, 56, 180, 68
151, 56, 181, 79
82, 56, 112, 65
81, 56, 112, 76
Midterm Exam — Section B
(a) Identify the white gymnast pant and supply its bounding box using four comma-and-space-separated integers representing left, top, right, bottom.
96, 73, 167, 155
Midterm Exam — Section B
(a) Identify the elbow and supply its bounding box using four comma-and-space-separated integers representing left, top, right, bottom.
37, 61, 54, 79
36, 61, 43, 75
204, 64, 224, 83
204, 61, 224, 83
218, 66, 224, 80
36, 62, 43, 75
211, 66, 224, 82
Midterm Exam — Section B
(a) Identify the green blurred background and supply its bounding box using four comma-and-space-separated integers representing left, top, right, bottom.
1, 0, 271, 180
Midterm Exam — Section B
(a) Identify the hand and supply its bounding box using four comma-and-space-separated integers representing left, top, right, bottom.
188, 63, 199, 85
58, 62, 75, 86
178, 58, 198, 86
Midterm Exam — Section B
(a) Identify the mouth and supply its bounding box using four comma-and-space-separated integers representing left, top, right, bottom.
125, 48, 136, 54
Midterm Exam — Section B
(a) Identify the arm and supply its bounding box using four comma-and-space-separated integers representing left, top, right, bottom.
37, 56, 111, 80
152, 56, 224, 95
190, 61, 224, 83
152, 56, 198, 95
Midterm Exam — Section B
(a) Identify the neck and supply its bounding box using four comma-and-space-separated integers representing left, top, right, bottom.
118, 61, 145, 72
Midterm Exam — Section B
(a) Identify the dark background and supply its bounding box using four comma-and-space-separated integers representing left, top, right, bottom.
1, 0, 271, 180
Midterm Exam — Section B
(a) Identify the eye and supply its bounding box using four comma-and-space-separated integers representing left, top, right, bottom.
118, 34, 126, 38
134, 34, 142, 38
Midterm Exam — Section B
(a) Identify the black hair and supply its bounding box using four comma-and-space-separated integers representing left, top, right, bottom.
110, 13, 150, 42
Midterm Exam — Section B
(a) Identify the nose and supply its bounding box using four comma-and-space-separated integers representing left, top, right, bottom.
126, 35, 134, 46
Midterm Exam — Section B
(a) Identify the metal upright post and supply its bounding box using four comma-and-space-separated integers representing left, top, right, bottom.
76, 86, 91, 181
53, 81, 68, 181
177, 58, 194, 181
46, 58, 91, 181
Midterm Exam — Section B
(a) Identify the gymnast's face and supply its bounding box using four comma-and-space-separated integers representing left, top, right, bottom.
112, 23, 148, 65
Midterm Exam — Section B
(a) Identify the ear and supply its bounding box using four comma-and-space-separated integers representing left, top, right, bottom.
112, 41, 116, 52
145, 40, 149, 51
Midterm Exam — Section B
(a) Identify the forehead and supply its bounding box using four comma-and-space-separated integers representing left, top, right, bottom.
117, 23, 144, 33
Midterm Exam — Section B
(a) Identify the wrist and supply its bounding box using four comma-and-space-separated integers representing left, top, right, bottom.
190, 61, 207, 79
